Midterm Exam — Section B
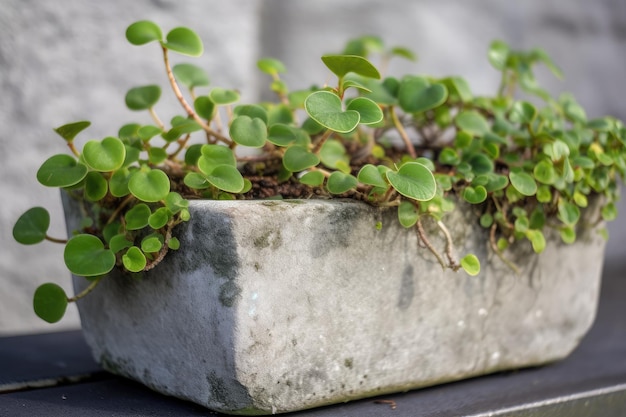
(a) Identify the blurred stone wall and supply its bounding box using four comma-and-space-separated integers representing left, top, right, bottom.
1, 0, 624, 334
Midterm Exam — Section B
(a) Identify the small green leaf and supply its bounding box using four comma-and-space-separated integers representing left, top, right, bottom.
299, 171, 325, 186
601, 202, 618, 221
206, 165, 245, 193
357, 164, 388, 188
148, 147, 168, 164
198, 145, 237, 175
233, 104, 269, 124
64, 234, 115, 277
463, 185, 488, 204
321, 55, 381, 79
257, 58, 286, 75
526, 229, 546, 253
138, 125, 163, 141
209, 88, 240, 105
173, 63, 210, 89
560, 227, 576, 244
488, 40, 510, 70
319, 139, 350, 172
327, 171, 357, 194
456, 110, 490, 136
13, 207, 50, 245
398, 200, 418, 228
558, 201, 581, 225
386, 162, 437, 201
304, 91, 360, 133
109, 168, 130, 197
33, 283, 68, 323
391, 46, 417, 61
536, 185, 552, 203
461, 254, 481, 276
345, 97, 383, 125
398, 77, 448, 113
267, 124, 298, 147
37, 154, 88, 188
54, 121, 91, 142
168, 237, 181, 250
109, 234, 133, 254
165, 192, 189, 213
184, 172, 210, 189
84, 172, 108, 201
480, 213, 494, 228
283, 145, 321, 172
194, 96, 216, 120
163, 27, 203, 56
533, 159, 556, 184
509, 101, 537, 124
438, 147, 461, 166
125, 203, 151, 230
229, 116, 268, 148
149, 207, 171, 229
122, 246, 147, 273
141, 235, 163, 253
468, 153, 494, 175
128, 168, 171, 202
125, 85, 161, 111
509, 171, 537, 196
126, 21, 162, 45
82, 136, 126, 172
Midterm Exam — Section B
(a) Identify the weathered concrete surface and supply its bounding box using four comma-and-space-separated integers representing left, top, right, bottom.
67, 199, 605, 414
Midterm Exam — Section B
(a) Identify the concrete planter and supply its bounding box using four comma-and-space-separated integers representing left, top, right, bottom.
65, 198, 605, 415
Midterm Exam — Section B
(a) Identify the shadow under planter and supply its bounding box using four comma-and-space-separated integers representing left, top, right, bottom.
64, 197, 606, 415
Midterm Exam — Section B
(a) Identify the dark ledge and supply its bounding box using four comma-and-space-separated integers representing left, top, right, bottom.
1, 263, 625, 417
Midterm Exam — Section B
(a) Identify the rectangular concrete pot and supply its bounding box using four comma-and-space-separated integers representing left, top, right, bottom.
64, 197, 605, 415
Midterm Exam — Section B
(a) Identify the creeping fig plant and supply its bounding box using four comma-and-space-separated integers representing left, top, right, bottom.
13, 21, 626, 323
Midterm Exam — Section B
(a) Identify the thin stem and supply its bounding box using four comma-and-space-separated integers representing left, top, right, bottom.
390, 106, 417, 158
67, 142, 80, 157
106, 194, 135, 226
161, 46, 232, 146
45, 235, 68, 244
148, 107, 165, 130
436, 220, 460, 271
416, 218, 446, 270
144, 225, 173, 271
67, 276, 103, 303
490, 223, 520, 274
312, 129, 333, 154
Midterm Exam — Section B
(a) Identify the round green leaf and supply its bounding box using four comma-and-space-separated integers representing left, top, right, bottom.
126, 21, 162, 45
456, 110, 490, 136
321, 55, 381, 79
82, 136, 126, 172
128, 168, 170, 202
304, 91, 360, 133
398, 77, 448, 113
533, 159, 556, 184
386, 162, 437, 201
37, 154, 88, 188
198, 145, 236, 174
268, 124, 298, 147
234, 105, 269, 124
257, 58, 286, 75
319, 139, 350, 172
125, 85, 161, 111
480, 213, 494, 228
162, 119, 202, 142
125, 203, 151, 230
137, 125, 163, 141
468, 153, 494, 175
488, 40, 509, 70
229, 116, 268, 148
509, 171, 537, 196
169, 237, 181, 250
526, 229, 546, 253
299, 171, 325, 186
64, 234, 115, 277
141, 235, 163, 253
173, 63, 210, 89
165, 192, 189, 213
438, 147, 460, 166
209, 88, 240, 105
164, 27, 203, 57
346, 97, 383, 125
601, 202, 618, 222
463, 185, 488, 204
327, 171, 358, 194
33, 283, 68, 323
398, 200, 418, 228
13, 207, 50, 245
558, 201, 580, 225
560, 227, 576, 244
283, 145, 320, 172
461, 254, 481, 276
184, 172, 210, 189
148, 147, 168, 165
357, 164, 388, 188
109, 168, 130, 197
84, 172, 108, 202
149, 207, 171, 229
122, 246, 147, 273
206, 165, 245, 193
109, 234, 133, 254
194, 96, 216, 120
54, 121, 91, 142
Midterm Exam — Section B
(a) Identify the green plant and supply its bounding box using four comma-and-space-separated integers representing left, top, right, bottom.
13, 22, 626, 323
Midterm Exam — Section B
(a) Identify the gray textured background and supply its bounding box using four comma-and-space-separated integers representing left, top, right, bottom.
1, 0, 625, 335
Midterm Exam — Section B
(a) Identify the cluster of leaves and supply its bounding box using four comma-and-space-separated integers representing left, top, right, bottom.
13, 21, 626, 323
